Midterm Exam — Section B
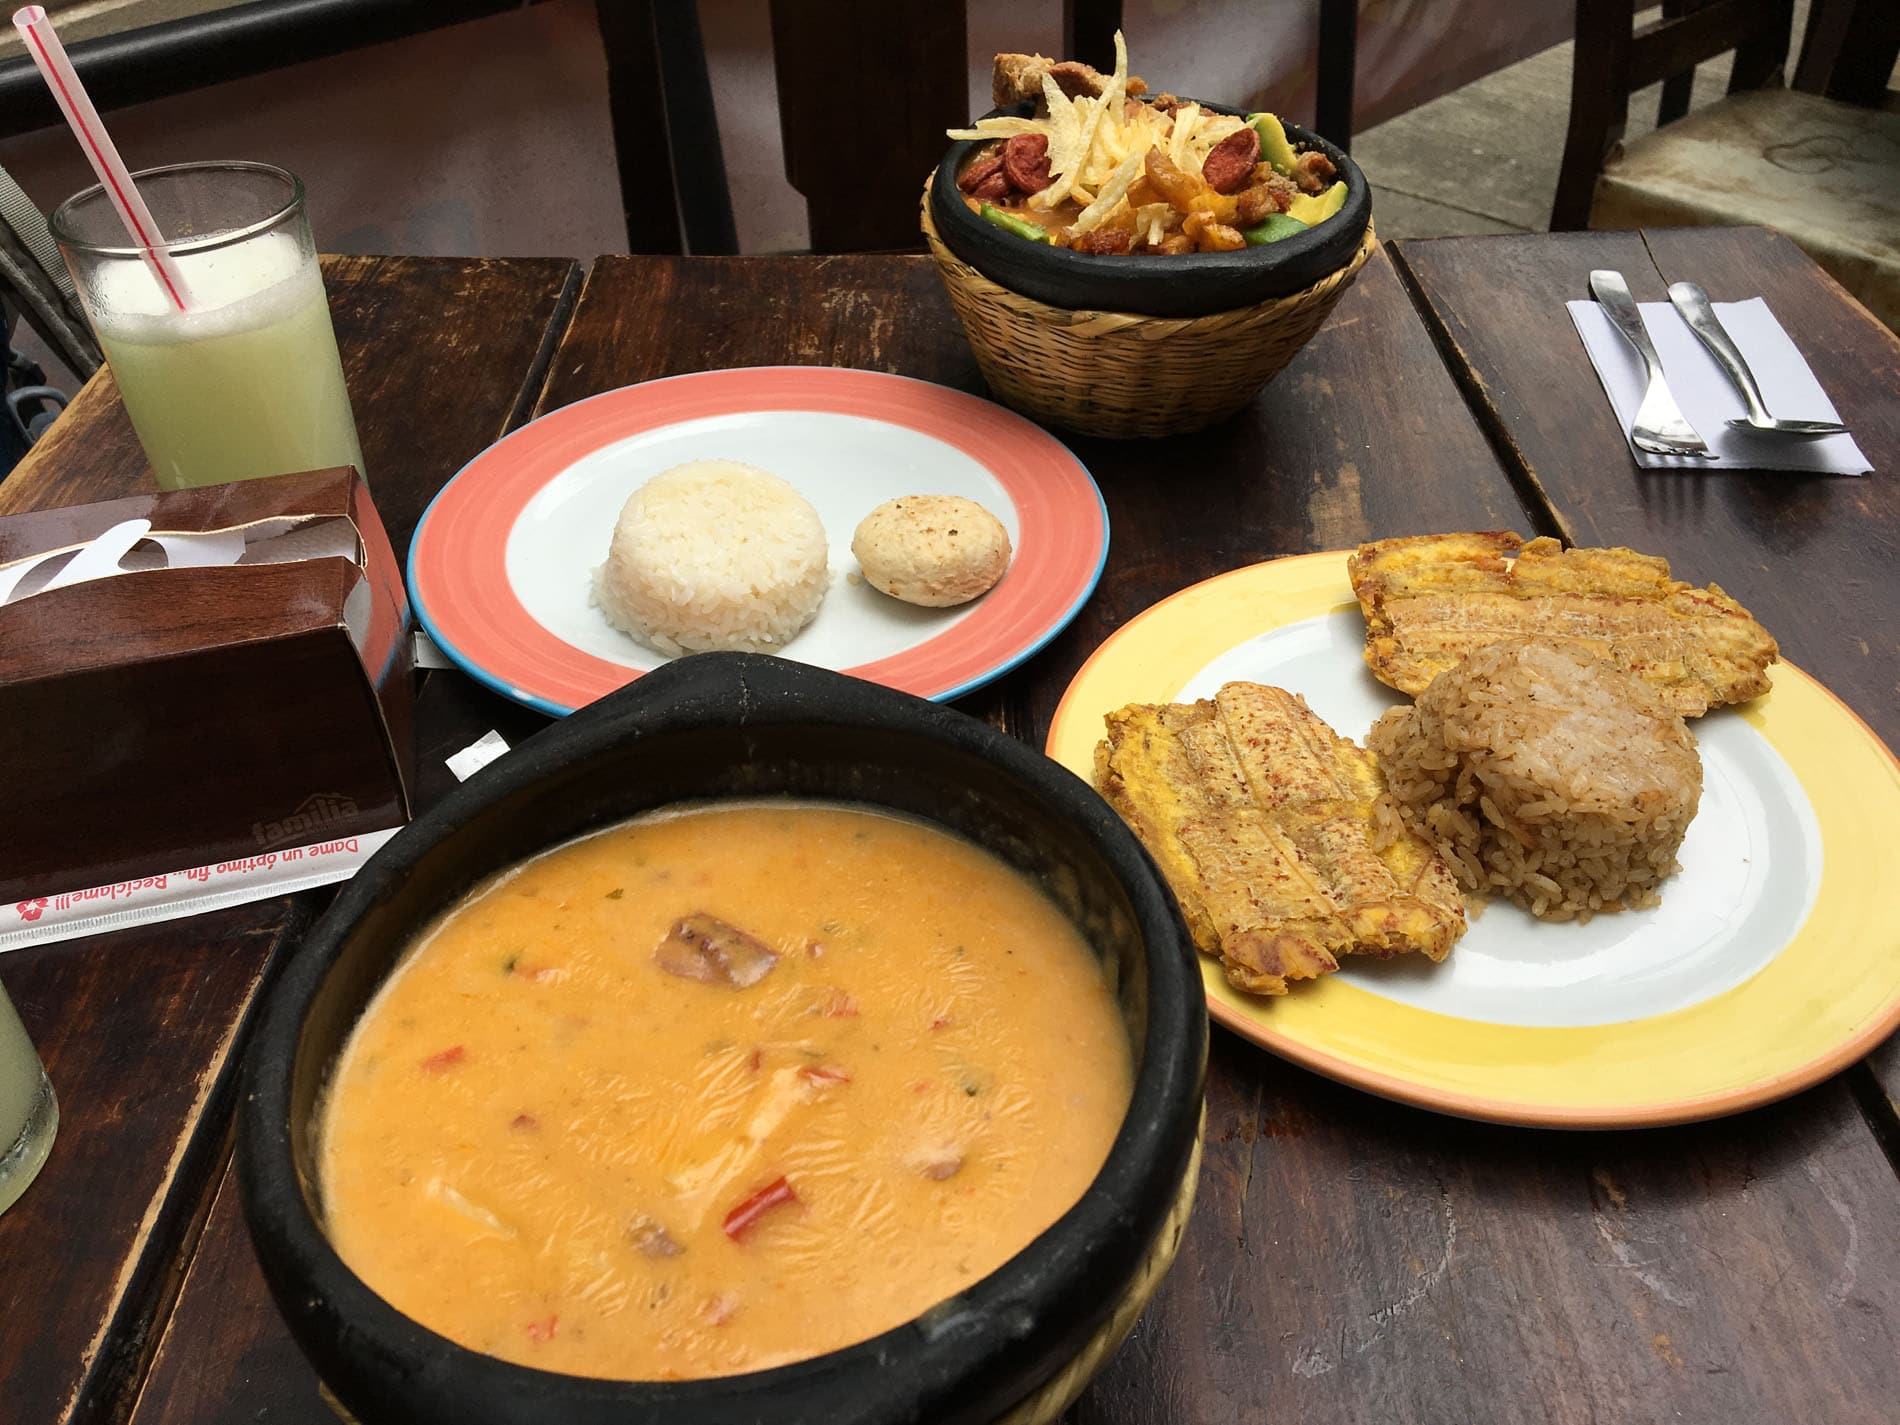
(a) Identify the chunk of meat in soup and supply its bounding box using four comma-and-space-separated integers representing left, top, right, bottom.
656, 914, 779, 986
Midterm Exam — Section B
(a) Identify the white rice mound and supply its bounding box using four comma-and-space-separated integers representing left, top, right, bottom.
592, 460, 830, 656
1367, 641, 1703, 922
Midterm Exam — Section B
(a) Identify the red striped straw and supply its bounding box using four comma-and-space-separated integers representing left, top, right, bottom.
14, 5, 192, 311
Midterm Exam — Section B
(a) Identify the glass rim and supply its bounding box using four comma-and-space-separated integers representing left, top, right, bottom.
49, 160, 306, 259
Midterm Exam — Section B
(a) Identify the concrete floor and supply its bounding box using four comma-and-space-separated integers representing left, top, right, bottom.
1354, 3, 1812, 239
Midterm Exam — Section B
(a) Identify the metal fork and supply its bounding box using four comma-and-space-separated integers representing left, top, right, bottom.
1588, 269, 1715, 458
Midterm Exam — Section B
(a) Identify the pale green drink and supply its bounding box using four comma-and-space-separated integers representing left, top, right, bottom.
54, 161, 363, 491
91, 234, 364, 489
0, 984, 57, 1217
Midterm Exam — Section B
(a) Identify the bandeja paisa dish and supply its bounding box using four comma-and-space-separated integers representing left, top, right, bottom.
927, 34, 1371, 316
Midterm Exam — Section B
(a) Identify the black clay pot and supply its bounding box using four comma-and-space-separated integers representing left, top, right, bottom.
237, 652, 1207, 1425
931, 100, 1370, 317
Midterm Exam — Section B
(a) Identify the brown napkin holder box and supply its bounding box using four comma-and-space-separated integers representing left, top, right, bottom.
0, 469, 414, 902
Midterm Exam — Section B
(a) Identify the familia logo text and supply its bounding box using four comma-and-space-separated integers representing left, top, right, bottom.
254, 792, 360, 849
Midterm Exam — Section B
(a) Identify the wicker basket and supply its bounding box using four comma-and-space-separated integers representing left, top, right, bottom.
923, 179, 1377, 439
321, 1119, 1204, 1425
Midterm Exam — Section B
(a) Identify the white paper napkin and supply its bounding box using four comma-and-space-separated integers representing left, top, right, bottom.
1566, 297, 1871, 474
0, 514, 361, 607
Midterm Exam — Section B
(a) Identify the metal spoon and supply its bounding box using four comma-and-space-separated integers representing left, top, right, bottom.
1666, 281, 1849, 437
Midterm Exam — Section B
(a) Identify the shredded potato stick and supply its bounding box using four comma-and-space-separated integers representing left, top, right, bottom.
1169, 104, 1200, 168
1072, 139, 1150, 234
1040, 26, 1131, 208
1134, 202, 1177, 249
1042, 74, 1083, 176
1033, 92, 1105, 208
944, 118, 1046, 140
1099, 29, 1130, 123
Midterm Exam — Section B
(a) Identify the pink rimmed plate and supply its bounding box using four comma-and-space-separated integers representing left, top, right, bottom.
409, 367, 1108, 714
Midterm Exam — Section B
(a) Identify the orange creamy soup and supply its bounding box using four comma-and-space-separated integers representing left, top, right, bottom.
319, 802, 1133, 1381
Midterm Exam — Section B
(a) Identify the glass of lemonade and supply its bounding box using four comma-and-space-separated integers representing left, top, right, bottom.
51, 161, 364, 490
0, 982, 57, 1217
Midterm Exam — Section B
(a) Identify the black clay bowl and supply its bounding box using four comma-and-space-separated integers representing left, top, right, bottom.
238, 652, 1207, 1425
931, 100, 1369, 317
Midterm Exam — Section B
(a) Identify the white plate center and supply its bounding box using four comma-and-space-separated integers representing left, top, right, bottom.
504, 409, 1022, 673
1179, 610, 1824, 1028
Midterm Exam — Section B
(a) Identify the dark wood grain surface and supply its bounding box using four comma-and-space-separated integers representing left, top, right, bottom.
0, 903, 303, 1425
1078, 1037, 1900, 1425
9, 237, 1898, 1425
0, 255, 579, 1425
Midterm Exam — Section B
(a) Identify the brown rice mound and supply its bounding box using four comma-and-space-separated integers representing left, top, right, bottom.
1367, 642, 1703, 922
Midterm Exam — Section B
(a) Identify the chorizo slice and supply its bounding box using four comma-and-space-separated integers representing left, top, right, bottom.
1202, 126, 1262, 195
1002, 133, 1053, 194
957, 152, 1005, 195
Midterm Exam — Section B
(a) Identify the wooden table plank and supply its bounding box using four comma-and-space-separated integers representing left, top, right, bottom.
1073, 1033, 1900, 1425
1632, 227, 1900, 1125
119, 1164, 304, 1425
531, 254, 980, 418
1379, 226, 1900, 1420
0, 255, 580, 1425
0, 903, 303, 1425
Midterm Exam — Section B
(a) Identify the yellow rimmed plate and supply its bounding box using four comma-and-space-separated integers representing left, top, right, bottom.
1047, 551, 1900, 1128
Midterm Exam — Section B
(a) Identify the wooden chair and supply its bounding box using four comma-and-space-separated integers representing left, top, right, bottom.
636, 0, 1364, 257
1793, 0, 1900, 108
597, 0, 738, 255
1553, 0, 1900, 328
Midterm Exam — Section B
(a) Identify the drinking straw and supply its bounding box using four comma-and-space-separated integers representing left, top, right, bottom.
13, 5, 191, 311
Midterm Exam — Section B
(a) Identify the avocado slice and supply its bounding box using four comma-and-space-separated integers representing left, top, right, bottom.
1285, 181, 1347, 227
1241, 213, 1309, 245
1248, 112, 1299, 177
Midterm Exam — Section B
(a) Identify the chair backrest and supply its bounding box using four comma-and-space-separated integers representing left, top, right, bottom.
597, 0, 738, 256
769, 0, 970, 254
1552, 0, 1795, 231
1793, 1, 1900, 106
602, 0, 982, 256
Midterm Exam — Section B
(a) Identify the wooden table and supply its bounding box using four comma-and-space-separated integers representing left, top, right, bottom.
2, 230, 1897, 1425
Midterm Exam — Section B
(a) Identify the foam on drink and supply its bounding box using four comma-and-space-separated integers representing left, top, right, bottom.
91, 232, 364, 489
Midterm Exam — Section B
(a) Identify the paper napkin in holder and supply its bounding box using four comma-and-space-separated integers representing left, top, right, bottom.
0, 469, 414, 902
